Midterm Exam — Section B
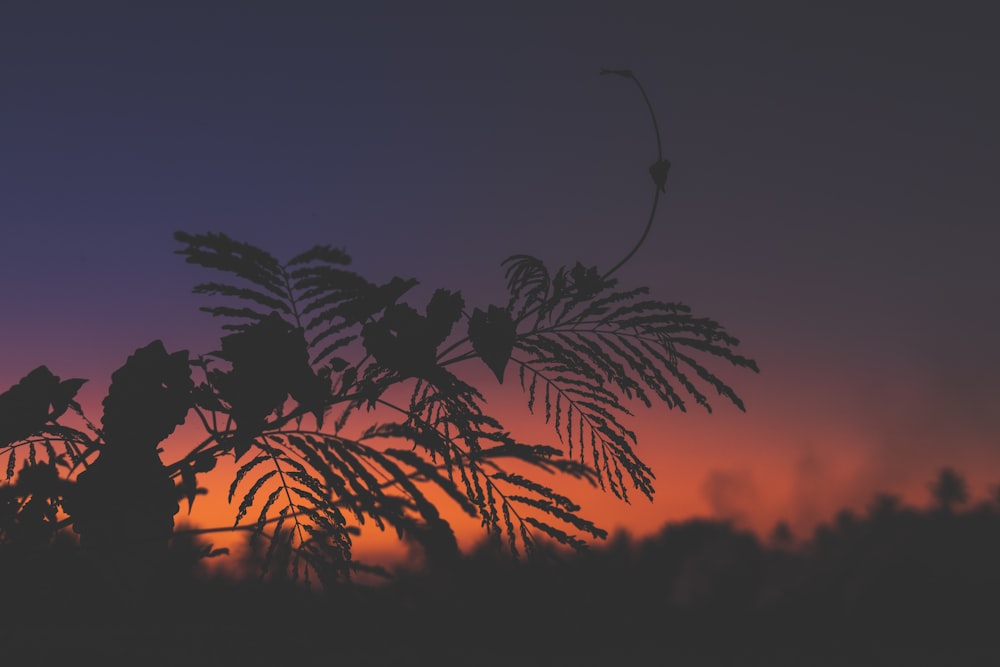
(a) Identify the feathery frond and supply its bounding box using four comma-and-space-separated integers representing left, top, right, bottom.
501, 255, 758, 501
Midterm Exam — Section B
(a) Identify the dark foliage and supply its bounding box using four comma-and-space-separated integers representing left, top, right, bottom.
2, 469, 998, 666
0, 70, 759, 647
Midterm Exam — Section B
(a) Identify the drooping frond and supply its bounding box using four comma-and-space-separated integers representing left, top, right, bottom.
500, 255, 758, 501
228, 425, 492, 583
362, 419, 606, 558
227, 434, 354, 587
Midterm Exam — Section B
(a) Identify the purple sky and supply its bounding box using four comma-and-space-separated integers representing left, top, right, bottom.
2, 2, 998, 540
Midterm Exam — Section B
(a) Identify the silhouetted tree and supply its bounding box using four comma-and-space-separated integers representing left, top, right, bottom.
929, 466, 969, 512
768, 520, 794, 548
0, 72, 758, 597
867, 492, 903, 521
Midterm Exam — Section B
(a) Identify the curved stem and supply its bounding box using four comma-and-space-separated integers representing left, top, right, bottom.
602, 188, 661, 279
599, 68, 666, 280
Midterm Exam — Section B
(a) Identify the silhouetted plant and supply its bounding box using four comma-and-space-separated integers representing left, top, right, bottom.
0, 71, 757, 593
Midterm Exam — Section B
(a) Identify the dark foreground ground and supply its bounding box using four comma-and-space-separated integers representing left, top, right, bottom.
3, 603, 998, 667
4, 497, 1000, 665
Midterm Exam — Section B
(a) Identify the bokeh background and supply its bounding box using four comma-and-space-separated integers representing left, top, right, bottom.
2, 2, 998, 566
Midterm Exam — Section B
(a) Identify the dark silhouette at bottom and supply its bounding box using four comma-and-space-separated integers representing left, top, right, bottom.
3, 467, 999, 666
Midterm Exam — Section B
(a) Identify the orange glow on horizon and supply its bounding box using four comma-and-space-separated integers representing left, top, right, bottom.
161, 386, 1000, 574
7, 352, 999, 576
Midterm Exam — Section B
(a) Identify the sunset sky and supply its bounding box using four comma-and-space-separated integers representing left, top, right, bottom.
2, 3, 998, 561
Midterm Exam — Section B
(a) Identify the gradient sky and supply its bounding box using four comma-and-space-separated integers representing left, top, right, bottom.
2, 3, 998, 557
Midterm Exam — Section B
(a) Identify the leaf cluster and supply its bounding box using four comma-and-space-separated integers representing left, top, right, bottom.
1, 72, 759, 588
0, 229, 757, 588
